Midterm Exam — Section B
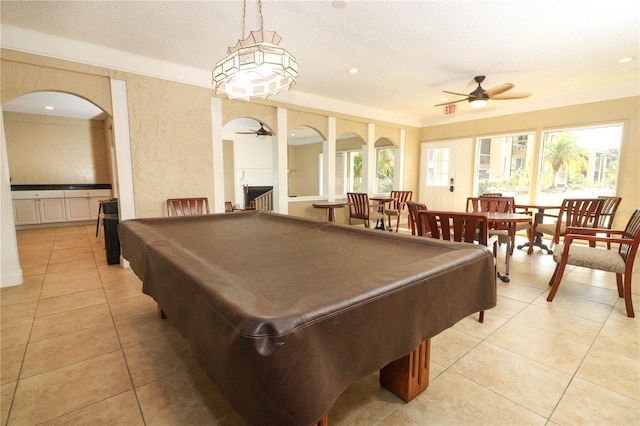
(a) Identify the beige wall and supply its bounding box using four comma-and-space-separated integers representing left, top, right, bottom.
4, 49, 634, 224
288, 142, 322, 197
4, 112, 109, 184
420, 96, 639, 227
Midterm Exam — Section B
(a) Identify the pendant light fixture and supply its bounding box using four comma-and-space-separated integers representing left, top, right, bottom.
212, 0, 298, 101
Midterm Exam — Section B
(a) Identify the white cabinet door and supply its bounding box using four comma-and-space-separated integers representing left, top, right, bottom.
39, 198, 67, 223
13, 200, 40, 225
65, 198, 91, 221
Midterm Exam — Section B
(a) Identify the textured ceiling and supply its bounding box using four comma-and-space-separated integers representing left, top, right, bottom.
1, 0, 639, 126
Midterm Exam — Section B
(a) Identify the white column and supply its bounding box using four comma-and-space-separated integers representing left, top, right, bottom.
211, 98, 225, 213
110, 79, 135, 268
363, 123, 376, 194
0, 107, 23, 287
275, 107, 288, 214
395, 129, 406, 189
326, 117, 337, 200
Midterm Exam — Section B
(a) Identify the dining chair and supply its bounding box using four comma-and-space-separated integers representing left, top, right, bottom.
166, 197, 210, 217
480, 192, 503, 197
406, 201, 428, 236
347, 192, 383, 228
415, 210, 497, 323
385, 190, 413, 232
527, 198, 605, 254
547, 209, 640, 318
591, 196, 622, 248
467, 196, 531, 255
225, 201, 235, 213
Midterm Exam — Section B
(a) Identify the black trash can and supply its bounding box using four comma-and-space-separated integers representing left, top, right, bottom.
102, 199, 121, 265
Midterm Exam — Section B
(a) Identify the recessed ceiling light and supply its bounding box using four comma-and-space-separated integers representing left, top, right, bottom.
618, 57, 634, 63
332, 1, 347, 9
347, 68, 359, 74
44, 106, 55, 110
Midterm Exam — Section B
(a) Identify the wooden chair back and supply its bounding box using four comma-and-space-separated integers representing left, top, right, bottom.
416, 210, 490, 245
559, 198, 604, 229
467, 196, 514, 230
225, 201, 234, 213
597, 196, 622, 229
347, 192, 371, 226
389, 190, 413, 210
480, 192, 503, 197
406, 201, 427, 235
619, 209, 640, 261
167, 197, 210, 217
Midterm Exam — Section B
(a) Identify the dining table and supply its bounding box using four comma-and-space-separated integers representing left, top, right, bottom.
514, 204, 561, 254
485, 211, 533, 282
312, 200, 349, 222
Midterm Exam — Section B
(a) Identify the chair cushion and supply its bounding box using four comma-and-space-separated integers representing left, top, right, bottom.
488, 229, 510, 244
553, 244, 626, 274
385, 209, 400, 216
536, 222, 564, 235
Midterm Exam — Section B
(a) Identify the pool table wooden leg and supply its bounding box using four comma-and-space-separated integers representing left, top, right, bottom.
314, 413, 328, 425
379, 339, 430, 402
157, 303, 167, 319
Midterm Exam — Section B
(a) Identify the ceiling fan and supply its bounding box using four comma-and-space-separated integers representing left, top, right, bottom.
235, 122, 273, 137
435, 76, 531, 109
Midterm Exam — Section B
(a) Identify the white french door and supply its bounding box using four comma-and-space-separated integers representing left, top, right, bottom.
419, 139, 473, 211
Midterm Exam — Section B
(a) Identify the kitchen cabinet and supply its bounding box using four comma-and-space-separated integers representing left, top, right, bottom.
11, 188, 111, 226
13, 199, 41, 225
12, 190, 66, 225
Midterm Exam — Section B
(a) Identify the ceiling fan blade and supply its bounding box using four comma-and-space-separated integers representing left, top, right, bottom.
484, 83, 514, 97
491, 92, 532, 100
434, 98, 469, 107
443, 90, 470, 97
236, 131, 257, 134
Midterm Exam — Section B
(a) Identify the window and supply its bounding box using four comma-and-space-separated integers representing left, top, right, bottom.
473, 133, 534, 204
426, 147, 450, 186
538, 124, 621, 205
375, 147, 395, 193
347, 150, 363, 192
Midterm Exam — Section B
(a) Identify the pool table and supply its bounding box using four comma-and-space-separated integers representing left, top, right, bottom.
118, 211, 496, 426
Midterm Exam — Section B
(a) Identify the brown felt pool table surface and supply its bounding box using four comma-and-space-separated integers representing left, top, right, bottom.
118, 211, 496, 426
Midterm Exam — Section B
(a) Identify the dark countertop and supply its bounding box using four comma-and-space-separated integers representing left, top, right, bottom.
11, 184, 112, 191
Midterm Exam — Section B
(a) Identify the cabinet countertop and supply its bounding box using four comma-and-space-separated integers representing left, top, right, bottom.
11, 184, 112, 191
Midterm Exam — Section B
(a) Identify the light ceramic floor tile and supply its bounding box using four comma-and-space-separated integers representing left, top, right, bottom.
30, 302, 113, 342
35, 288, 107, 317
1, 345, 26, 385
550, 377, 640, 425
8, 351, 132, 425
43, 266, 100, 285
113, 309, 177, 348
430, 327, 481, 368
0, 319, 32, 350
486, 317, 592, 374
21, 324, 121, 379
0, 276, 43, 306
0, 300, 37, 324
135, 365, 236, 425
576, 346, 640, 400
327, 380, 401, 425
124, 331, 195, 388
451, 341, 572, 417
39, 390, 144, 425
1, 381, 16, 426
39, 276, 102, 299
397, 370, 547, 425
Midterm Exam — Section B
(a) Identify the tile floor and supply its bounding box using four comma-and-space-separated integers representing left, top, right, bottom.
1, 224, 639, 425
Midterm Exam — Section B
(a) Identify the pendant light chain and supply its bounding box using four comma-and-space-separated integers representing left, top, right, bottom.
241, 0, 246, 39
258, 0, 264, 31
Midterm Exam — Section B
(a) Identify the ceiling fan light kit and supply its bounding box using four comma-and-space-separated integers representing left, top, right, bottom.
212, 0, 298, 101
435, 75, 531, 109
